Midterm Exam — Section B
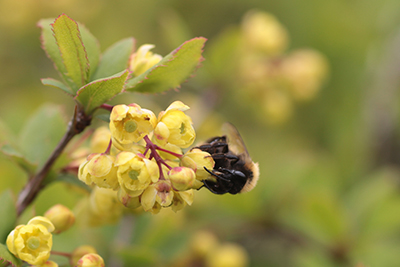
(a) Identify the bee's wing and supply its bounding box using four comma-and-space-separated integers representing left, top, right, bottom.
222, 122, 251, 159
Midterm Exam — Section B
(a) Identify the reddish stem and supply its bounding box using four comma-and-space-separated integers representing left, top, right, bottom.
104, 138, 113, 154
51, 250, 72, 258
100, 103, 114, 112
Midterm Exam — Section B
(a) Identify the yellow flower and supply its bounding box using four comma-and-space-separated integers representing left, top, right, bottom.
157, 101, 196, 148
71, 245, 98, 267
76, 253, 105, 267
110, 104, 157, 149
168, 167, 196, 191
44, 204, 75, 234
130, 44, 163, 76
78, 153, 119, 190
241, 10, 289, 55
115, 152, 159, 197
171, 189, 194, 212
181, 148, 215, 181
6, 217, 54, 266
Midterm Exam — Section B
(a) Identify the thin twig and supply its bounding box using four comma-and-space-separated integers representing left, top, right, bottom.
16, 105, 91, 216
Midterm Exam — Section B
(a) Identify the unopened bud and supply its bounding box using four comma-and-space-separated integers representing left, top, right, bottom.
44, 204, 75, 234
70, 245, 98, 266
76, 253, 105, 267
168, 167, 196, 191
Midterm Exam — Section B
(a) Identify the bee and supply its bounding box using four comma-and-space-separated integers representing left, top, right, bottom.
197, 123, 259, 194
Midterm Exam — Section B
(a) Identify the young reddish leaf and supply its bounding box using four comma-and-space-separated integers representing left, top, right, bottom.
38, 18, 78, 92
124, 37, 206, 93
52, 14, 89, 90
75, 70, 129, 114
91, 38, 135, 81
41, 78, 74, 96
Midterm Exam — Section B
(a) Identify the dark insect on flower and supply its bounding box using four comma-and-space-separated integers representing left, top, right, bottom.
197, 123, 259, 194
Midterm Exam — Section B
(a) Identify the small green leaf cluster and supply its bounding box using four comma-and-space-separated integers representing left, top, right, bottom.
39, 13, 206, 115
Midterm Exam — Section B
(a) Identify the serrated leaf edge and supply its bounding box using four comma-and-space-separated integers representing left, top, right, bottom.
52, 13, 91, 88
124, 37, 207, 93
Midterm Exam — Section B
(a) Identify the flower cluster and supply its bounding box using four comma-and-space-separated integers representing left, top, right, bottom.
237, 10, 329, 124
78, 101, 215, 214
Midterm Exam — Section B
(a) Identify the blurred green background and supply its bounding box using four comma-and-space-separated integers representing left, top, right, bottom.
2, 0, 400, 266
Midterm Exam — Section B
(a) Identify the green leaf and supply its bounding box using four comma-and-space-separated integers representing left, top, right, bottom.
41, 78, 74, 96
79, 24, 101, 80
0, 243, 21, 267
124, 37, 206, 93
75, 70, 129, 114
0, 191, 17, 244
52, 14, 89, 90
91, 38, 135, 81
95, 113, 111, 123
0, 144, 37, 175
19, 104, 67, 167
38, 18, 78, 92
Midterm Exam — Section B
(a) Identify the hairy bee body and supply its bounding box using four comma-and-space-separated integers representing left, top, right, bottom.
197, 124, 259, 195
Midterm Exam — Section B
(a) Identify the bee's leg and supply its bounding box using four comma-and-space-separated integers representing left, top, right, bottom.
203, 167, 230, 182
202, 180, 230, 195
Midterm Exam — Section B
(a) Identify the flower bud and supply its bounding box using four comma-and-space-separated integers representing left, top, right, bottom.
44, 204, 75, 234
76, 253, 105, 267
181, 148, 215, 180
130, 44, 163, 76
78, 153, 119, 190
155, 180, 174, 207
206, 243, 249, 267
70, 245, 98, 266
168, 167, 196, 191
